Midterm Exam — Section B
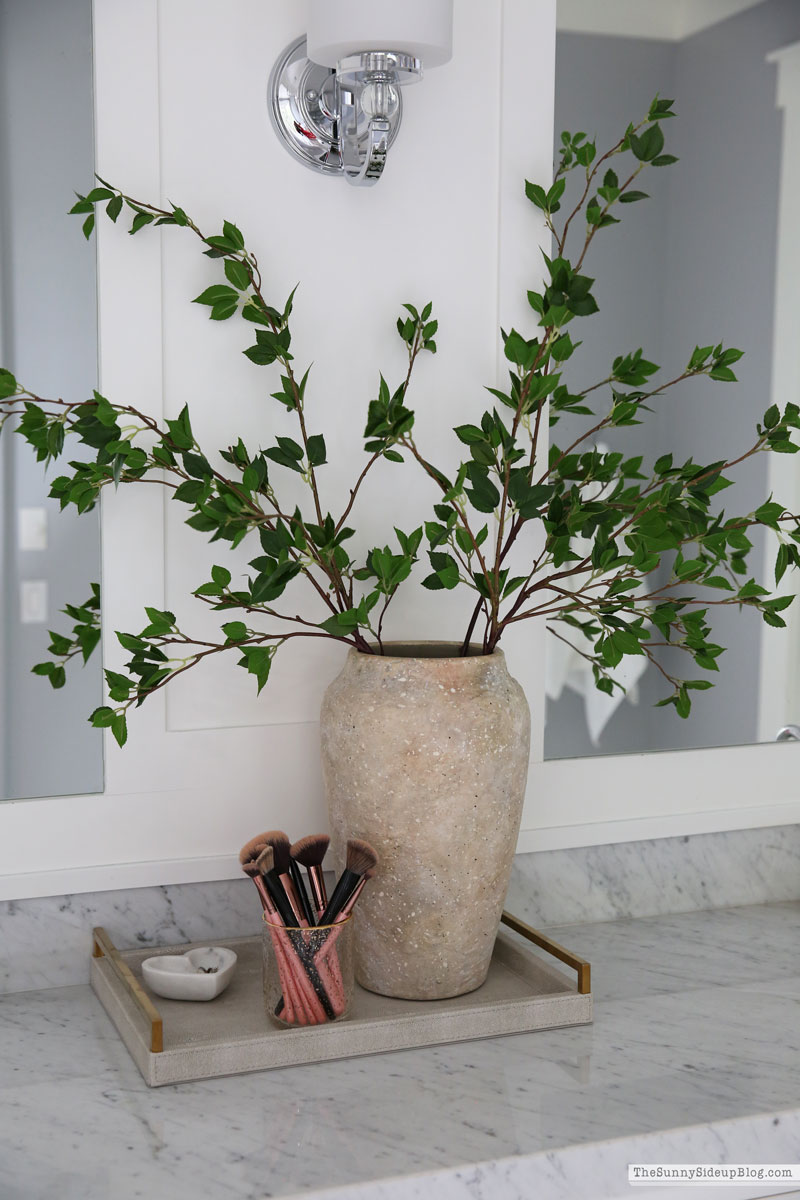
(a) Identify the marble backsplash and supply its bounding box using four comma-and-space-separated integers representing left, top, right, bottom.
1, 822, 798, 994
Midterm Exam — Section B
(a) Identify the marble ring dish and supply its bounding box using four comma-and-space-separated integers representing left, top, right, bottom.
141, 947, 238, 1001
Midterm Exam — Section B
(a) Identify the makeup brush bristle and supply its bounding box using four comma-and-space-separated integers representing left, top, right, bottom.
346, 838, 378, 877
262, 830, 291, 874
255, 845, 275, 876
291, 834, 330, 867
239, 832, 273, 865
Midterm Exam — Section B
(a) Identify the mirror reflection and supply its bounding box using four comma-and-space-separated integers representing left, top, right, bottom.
545, 0, 800, 759
0, 0, 103, 799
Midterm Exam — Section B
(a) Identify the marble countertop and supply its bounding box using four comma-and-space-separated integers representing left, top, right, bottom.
2, 901, 799, 1200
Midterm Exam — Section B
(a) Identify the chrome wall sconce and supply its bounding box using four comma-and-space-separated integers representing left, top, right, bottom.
268, 0, 453, 187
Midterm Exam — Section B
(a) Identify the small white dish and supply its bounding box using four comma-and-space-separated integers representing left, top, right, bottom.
141, 947, 238, 1001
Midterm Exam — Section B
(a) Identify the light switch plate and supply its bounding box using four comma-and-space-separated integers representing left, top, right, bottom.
20, 580, 48, 623
18, 506, 48, 551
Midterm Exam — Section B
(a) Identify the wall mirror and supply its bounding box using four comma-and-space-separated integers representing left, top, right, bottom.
0, 0, 103, 800
546, 0, 800, 761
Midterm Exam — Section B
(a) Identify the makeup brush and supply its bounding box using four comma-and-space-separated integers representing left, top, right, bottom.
257, 871, 321, 1027
287, 850, 316, 927
290, 834, 330, 921
313, 867, 376, 1016
319, 839, 378, 926
239, 833, 276, 912
336, 866, 374, 922
257, 846, 335, 1021
318, 869, 375, 953
255, 845, 300, 929
240, 839, 308, 1024
262, 830, 307, 926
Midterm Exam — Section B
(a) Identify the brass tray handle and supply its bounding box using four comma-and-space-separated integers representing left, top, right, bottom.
501, 911, 591, 995
93, 926, 164, 1053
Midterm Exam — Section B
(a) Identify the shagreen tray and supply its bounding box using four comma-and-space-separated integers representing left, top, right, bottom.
90, 913, 592, 1087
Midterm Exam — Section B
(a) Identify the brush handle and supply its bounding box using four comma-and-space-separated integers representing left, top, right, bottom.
278, 869, 308, 926
319, 868, 361, 925
263, 869, 298, 928
281, 930, 325, 1023
267, 919, 327, 1024
289, 859, 316, 926
315, 872, 372, 1013
266, 925, 301, 1025
265, 871, 336, 1019
307, 864, 328, 917
287, 931, 336, 1020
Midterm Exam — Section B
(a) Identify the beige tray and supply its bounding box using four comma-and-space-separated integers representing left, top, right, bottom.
90, 914, 592, 1087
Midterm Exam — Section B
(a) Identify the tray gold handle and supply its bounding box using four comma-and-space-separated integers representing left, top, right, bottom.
93, 926, 164, 1053
501, 911, 591, 995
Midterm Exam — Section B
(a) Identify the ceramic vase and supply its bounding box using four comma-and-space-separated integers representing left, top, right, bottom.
320, 643, 530, 1000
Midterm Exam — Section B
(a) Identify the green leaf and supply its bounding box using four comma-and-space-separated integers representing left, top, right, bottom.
90, 706, 116, 728
307, 435, 327, 467
211, 564, 232, 587
223, 220, 245, 250
117, 632, 146, 652
182, 451, 212, 479
69, 194, 93, 215
110, 713, 128, 747
129, 211, 154, 235
0, 368, 18, 399
755, 500, 784, 527
454, 424, 486, 446
709, 365, 737, 382
222, 620, 248, 642
503, 329, 536, 369
619, 190, 649, 204
629, 123, 665, 162
319, 609, 360, 636
224, 259, 251, 290
193, 284, 239, 308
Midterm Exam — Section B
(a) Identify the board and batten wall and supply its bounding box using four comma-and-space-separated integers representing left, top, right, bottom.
2, 0, 800, 903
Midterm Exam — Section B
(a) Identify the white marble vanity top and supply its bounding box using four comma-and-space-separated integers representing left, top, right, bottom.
1, 902, 798, 1200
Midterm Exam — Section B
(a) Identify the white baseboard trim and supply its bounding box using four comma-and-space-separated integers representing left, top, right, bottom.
2, 803, 798, 901
516, 802, 800, 852
0, 854, 240, 902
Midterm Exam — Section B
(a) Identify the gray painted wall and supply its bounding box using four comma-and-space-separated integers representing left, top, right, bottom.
0, 0, 103, 798
545, 0, 800, 759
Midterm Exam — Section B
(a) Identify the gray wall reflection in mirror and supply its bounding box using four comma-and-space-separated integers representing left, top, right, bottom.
546, 0, 800, 760
0, 0, 103, 799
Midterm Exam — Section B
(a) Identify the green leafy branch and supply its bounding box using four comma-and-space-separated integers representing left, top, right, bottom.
4, 93, 800, 735
31, 583, 101, 691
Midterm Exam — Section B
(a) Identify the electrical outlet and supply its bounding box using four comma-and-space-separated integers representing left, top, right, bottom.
18, 506, 48, 551
20, 580, 48, 624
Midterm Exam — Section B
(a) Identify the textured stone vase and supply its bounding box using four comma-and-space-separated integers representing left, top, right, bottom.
320, 643, 530, 1000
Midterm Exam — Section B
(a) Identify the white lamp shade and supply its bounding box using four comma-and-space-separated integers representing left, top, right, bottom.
306, 0, 453, 69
